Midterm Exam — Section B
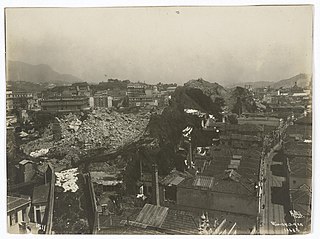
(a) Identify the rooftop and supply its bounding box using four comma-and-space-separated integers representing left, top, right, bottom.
125, 204, 198, 234
19, 159, 33, 165
32, 183, 50, 205
160, 169, 192, 186
186, 147, 260, 196
7, 196, 31, 213
288, 157, 312, 178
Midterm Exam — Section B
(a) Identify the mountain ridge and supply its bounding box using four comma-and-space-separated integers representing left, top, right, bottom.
226, 73, 311, 89
7, 60, 83, 85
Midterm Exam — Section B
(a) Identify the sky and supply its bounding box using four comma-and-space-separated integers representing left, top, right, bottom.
5, 6, 313, 86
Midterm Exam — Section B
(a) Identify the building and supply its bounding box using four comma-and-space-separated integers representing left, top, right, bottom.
122, 203, 198, 234
175, 149, 260, 216
42, 82, 91, 99
289, 185, 311, 232
18, 160, 35, 183
7, 195, 32, 234
127, 83, 145, 98
93, 89, 127, 108
32, 183, 50, 227
283, 115, 312, 233
6, 86, 14, 112
70, 82, 91, 97
93, 91, 111, 108
90, 171, 123, 193
7, 91, 34, 110
127, 83, 158, 107
40, 96, 90, 112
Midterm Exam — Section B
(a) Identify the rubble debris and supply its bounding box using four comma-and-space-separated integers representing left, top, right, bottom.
30, 148, 49, 158
20, 109, 151, 169
55, 168, 79, 193
19, 131, 29, 138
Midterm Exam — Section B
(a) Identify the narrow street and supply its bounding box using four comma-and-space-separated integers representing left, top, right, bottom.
260, 145, 288, 235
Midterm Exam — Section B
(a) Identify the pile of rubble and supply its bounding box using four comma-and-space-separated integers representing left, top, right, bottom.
20, 109, 151, 168
55, 168, 79, 192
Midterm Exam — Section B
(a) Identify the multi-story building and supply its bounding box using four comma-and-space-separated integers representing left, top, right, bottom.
127, 83, 158, 107
6, 86, 14, 112
40, 96, 90, 113
127, 83, 145, 98
93, 90, 112, 108
6, 90, 33, 111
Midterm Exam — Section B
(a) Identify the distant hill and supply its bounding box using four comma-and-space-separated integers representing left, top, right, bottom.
272, 73, 311, 89
7, 61, 83, 85
226, 73, 311, 89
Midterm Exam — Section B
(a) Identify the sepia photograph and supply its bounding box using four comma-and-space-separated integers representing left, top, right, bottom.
3, 2, 315, 236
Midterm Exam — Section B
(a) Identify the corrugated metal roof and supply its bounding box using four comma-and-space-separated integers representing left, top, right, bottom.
170, 176, 185, 186
135, 204, 168, 228
19, 159, 33, 165
160, 170, 190, 186
192, 175, 214, 188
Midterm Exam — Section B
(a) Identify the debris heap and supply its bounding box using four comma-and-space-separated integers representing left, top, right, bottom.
20, 109, 151, 167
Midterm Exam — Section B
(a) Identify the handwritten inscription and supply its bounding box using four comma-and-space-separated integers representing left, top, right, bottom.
270, 221, 303, 227
289, 210, 304, 219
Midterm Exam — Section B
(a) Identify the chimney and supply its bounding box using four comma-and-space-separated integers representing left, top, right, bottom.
152, 164, 160, 206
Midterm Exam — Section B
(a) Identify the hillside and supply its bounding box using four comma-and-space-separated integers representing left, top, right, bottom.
7, 81, 47, 93
226, 73, 311, 89
272, 73, 311, 89
7, 61, 82, 85
184, 78, 227, 101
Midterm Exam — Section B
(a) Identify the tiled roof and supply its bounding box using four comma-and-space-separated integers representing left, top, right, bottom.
7, 196, 31, 213
288, 156, 312, 178
230, 134, 261, 142
161, 209, 198, 233
187, 146, 260, 196
290, 189, 311, 205
32, 183, 50, 205
295, 116, 312, 126
179, 175, 256, 196
286, 125, 312, 138
290, 187, 312, 216
284, 142, 312, 157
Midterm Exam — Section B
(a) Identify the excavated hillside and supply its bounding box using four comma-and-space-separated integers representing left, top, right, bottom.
184, 78, 227, 101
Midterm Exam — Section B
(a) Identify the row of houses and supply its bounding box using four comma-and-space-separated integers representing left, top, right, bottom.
283, 115, 312, 233
125, 114, 287, 234
7, 163, 55, 234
